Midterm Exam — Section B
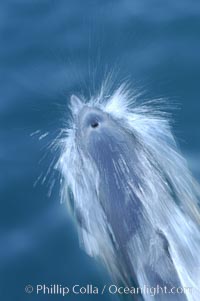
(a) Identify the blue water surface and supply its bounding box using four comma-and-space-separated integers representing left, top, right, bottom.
0, 1, 200, 300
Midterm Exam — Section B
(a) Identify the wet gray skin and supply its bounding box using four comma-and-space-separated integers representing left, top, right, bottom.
77, 107, 143, 241
75, 106, 187, 301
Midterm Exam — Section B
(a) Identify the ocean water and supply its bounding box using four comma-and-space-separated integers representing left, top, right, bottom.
0, 1, 200, 300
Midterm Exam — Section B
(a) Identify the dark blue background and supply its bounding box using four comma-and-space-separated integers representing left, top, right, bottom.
0, 1, 200, 300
